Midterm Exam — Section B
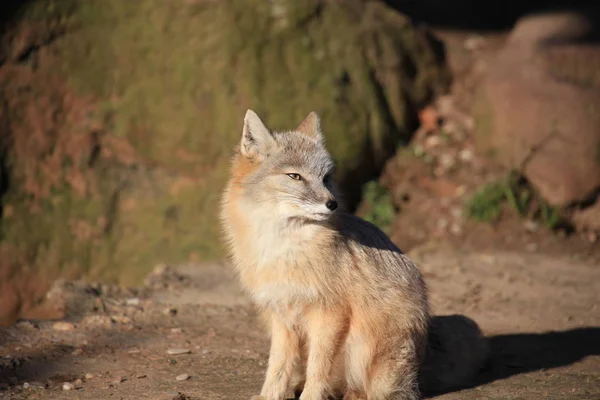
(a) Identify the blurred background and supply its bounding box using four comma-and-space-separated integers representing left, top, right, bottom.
0, 0, 599, 325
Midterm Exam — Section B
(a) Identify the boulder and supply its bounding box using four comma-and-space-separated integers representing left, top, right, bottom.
473, 11, 600, 207
0, 0, 449, 285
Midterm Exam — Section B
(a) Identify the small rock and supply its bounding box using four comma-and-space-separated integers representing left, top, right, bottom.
28, 381, 45, 389
458, 148, 474, 163
424, 135, 442, 149
84, 373, 94, 380
167, 348, 191, 355
450, 223, 462, 235
136, 374, 147, 379
16, 321, 38, 330
126, 298, 141, 306
81, 315, 113, 328
439, 153, 456, 169
111, 315, 132, 324
168, 358, 178, 365
53, 321, 75, 332
71, 348, 83, 356
163, 307, 178, 316
524, 220, 538, 232
62, 382, 74, 391
22, 382, 30, 389
112, 377, 127, 384
176, 374, 190, 381
74, 379, 83, 386
170, 327, 183, 334
128, 348, 141, 354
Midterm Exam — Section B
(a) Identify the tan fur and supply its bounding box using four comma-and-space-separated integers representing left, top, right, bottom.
220, 110, 488, 400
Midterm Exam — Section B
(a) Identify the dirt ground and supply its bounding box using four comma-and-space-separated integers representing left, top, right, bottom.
1, 243, 599, 400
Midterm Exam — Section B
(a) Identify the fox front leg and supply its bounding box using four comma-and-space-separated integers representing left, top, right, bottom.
300, 308, 348, 400
256, 315, 301, 400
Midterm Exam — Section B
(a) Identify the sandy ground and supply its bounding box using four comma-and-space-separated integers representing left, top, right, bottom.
1, 241, 599, 400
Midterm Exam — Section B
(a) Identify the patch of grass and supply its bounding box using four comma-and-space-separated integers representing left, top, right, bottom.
361, 180, 396, 232
465, 181, 506, 222
466, 172, 565, 230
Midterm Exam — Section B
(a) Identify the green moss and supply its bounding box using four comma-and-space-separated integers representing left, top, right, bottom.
466, 172, 565, 230
472, 86, 495, 155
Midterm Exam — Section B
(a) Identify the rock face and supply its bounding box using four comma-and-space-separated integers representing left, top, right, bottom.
0, 0, 449, 285
473, 11, 600, 207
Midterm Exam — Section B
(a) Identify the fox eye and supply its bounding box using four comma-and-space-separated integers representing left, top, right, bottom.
286, 173, 302, 181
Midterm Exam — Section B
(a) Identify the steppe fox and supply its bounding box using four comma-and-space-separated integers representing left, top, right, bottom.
220, 110, 488, 400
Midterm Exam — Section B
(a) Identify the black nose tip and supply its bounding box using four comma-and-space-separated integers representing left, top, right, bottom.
326, 200, 338, 211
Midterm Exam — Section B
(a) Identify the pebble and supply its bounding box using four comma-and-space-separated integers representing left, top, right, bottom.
81, 315, 113, 327
524, 220, 538, 232
126, 297, 141, 306
84, 373, 94, 380
16, 321, 38, 330
136, 374, 147, 379
439, 153, 456, 169
53, 321, 75, 332
62, 382, 74, 391
176, 374, 190, 381
171, 327, 183, 334
112, 377, 127, 384
74, 379, 83, 386
111, 315, 132, 324
450, 223, 462, 235
167, 348, 191, 355
22, 382, 30, 389
71, 348, 83, 356
424, 135, 442, 149
128, 348, 141, 354
459, 148, 474, 162
164, 307, 178, 316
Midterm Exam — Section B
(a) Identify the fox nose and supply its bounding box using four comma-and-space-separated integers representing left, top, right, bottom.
326, 199, 338, 211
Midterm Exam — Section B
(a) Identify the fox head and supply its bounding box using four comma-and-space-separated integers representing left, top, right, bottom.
230, 109, 341, 222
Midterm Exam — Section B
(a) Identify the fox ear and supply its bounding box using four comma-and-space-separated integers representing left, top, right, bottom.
241, 109, 277, 161
295, 112, 323, 142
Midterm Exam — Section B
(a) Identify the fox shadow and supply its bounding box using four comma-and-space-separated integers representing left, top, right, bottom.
425, 326, 600, 397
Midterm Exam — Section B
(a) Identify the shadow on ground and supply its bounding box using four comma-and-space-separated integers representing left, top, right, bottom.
426, 326, 600, 397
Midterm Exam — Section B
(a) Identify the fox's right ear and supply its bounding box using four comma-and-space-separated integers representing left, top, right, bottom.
240, 109, 277, 161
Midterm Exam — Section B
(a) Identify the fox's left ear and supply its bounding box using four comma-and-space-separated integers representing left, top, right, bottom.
295, 112, 324, 142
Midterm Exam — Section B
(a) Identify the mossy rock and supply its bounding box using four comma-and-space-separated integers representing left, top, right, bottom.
0, 0, 449, 285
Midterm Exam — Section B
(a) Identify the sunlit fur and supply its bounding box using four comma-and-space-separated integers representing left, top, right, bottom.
220, 110, 488, 400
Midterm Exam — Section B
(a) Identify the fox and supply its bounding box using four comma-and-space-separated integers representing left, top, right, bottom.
219, 110, 489, 400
